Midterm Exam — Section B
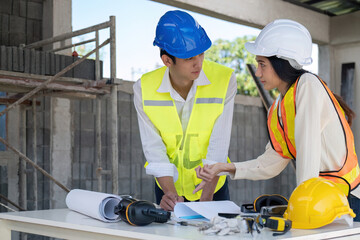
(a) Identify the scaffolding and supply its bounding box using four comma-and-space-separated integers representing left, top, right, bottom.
0, 16, 119, 212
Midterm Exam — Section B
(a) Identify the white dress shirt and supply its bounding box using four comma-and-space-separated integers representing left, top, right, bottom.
230, 73, 360, 198
134, 67, 237, 182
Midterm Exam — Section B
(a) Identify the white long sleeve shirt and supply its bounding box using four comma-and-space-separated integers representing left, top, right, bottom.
230, 73, 360, 198
134, 67, 237, 182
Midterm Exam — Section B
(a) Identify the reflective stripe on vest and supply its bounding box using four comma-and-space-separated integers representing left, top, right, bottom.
141, 60, 233, 201
267, 74, 360, 192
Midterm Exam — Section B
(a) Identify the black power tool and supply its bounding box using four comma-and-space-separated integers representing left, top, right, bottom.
114, 197, 170, 226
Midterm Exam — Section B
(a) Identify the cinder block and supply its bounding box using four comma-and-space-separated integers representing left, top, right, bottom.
118, 101, 131, 118
0, 1, 12, 14
73, 58, 95, 80
9, 32, 26, 46
27, 2, 43, 20
80, 99, 93, 113
40, 51, 45, 75
12, 0, 20, 16
26, 19, 34, 44
6, 47, 12, 72
32, 19, 41, 43
80, 112, 95, 130
50, 52, 55, 75
60, 54, 66, 70
35, 50, 41, 74
80, 130, 96, 148
30, 49, 36, 74
45, 51, 50, 75
55, 54, 60, 74
12, 47, 19, 71
23, 48, 30, 73
19, 1, 26, 17
0, 45, 6, 70
1, 15, 9, 45
64, 55, 73, 77
10, 15, 26, 33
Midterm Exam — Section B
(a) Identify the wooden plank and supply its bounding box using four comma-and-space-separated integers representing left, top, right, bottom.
0, 77, 110, 94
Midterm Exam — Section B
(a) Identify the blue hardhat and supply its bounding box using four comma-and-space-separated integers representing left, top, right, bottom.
153, 10, 212, 59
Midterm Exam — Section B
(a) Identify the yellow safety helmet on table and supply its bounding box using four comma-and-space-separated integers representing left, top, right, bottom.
283, 177, 355, 229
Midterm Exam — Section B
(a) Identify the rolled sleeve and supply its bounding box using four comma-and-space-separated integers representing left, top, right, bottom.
230, 142, 290, 180
145, 162, 179, 182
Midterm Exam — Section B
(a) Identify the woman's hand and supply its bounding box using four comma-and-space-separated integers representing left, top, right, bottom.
193, 163, 236, 194
195, 164, 220, 182
193, 163, 222, 194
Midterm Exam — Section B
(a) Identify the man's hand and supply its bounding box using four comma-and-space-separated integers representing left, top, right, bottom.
160, 192, 184, 211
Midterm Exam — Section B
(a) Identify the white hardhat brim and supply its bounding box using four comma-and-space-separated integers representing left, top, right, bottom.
245, 41, 274, 57
245, 41, 312, 70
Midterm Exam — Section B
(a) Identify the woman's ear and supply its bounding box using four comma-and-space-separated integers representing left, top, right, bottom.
161, 54, 174, 67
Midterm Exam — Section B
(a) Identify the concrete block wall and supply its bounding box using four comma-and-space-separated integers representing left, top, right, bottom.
0, 0, 43, 46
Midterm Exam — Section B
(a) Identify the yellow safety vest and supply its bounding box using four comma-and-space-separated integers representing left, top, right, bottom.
267, 74, 360, 194
141, 60, 233, 201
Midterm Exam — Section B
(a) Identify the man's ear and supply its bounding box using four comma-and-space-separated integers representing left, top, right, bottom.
161, 54, 174, 67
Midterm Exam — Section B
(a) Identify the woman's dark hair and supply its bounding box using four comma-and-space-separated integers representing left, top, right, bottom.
267, 56, 307, 87
267, 56, 355, 126
160, 49, 176, 64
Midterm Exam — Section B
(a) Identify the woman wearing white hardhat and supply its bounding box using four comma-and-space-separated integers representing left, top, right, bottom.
194, 19, 360, 223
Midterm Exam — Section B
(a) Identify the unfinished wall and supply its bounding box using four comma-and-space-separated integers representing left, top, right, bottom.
0, 0, 43, 46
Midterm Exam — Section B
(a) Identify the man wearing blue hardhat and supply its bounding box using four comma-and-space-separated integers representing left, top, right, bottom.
133, 10, 236, 211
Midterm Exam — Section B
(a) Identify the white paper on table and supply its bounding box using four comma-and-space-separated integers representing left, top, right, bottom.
65, 189, 122, 222
174, 200, 241, 220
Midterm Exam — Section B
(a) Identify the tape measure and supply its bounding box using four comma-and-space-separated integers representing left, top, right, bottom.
260, 216, 292, 236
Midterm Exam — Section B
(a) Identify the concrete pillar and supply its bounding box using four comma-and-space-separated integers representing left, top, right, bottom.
318, 44, 334, 87
50, 98, 72, 208
43, 0, 73, 208
43, 0, 72, 54
7, 106, 21, 208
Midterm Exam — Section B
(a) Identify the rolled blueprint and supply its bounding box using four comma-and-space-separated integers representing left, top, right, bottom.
66, 189, 122, 222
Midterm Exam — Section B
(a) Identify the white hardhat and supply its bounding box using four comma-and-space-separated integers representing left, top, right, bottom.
245, 19, 313, 69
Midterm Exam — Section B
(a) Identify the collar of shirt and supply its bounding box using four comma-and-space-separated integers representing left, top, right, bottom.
156, 68, 211, 102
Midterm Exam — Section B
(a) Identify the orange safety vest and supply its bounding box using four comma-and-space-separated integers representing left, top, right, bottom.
267, 74, 360, 193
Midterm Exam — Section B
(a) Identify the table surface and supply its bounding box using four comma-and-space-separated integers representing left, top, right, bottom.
0, 209, 360, 240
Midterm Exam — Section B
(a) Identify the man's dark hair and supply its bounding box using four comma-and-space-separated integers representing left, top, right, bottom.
160, 49, 176, 64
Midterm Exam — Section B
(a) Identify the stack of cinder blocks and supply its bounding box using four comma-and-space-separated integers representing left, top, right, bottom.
0, 45, 102, 80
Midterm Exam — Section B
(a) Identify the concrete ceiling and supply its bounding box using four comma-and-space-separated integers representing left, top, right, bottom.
283, 0, 360, 17
151, 0, 330, 44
